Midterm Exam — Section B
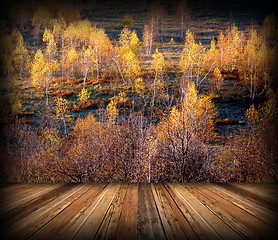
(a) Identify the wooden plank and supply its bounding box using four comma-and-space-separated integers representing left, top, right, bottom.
1, 184, 68, 228
1, 183, 277, 240
0, 183, 30, 194
184, 184, 255, 239
0, 184, 35, 209
28, 184, 107, 240
253, 183, 278, 192
6, 184, 88, 240
1, 184, 63, 214
219, 184, 278, 212
151, 183, 176, 240
190, 184, 277, 239
72, 183, 121, 240
151, 183, 190, 240
234, 183, 278, 194
207, 184, 278, 228
101, 183, 128, 240
229, 183, 278, 203
163, 183, 199, 240
0, 184, 54, 209
171, 183, 240, 240
115, 183, 138, 240
137, 183, 166, 240
57, 183, 114, 239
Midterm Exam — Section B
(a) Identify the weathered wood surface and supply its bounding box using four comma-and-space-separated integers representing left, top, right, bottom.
0, 183, 277, 240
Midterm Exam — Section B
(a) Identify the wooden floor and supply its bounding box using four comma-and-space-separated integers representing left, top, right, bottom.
0, 183, 278, 240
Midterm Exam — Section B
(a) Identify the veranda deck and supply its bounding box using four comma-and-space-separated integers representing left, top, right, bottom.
0, 183, 277, 240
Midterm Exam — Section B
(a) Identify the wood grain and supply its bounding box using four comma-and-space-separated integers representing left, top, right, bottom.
1, 183, 277, 240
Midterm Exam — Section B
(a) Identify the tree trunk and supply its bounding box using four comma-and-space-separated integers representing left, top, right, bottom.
62, 113, 68, 138
45, 80, 49, 106
113, 58, 126, 84
83, 68, 88, 84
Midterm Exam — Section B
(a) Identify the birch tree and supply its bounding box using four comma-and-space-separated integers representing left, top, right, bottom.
89, 27, 112, 79
31, 49, 49, 105
81, 46, 96, 83
64, 47, 78, 80
155, 81, 216, 182
42, 28, 57, 105
113, 28, 141, 84
179, 30, 205, 88
55, 97, 69, 138
143, 23, 153, 54
211, 67, 224, 94
150, 48, 167, 109
240, 29, 267, 100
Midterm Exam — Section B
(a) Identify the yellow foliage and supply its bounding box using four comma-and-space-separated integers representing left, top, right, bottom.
106, 99, 118, 124
83, 46, 93, 61
39, 127, 62, 151
65, 47, 78, 77
169, 37, 175, 44
133, 77, 146, 97
67, 47, 78, 62
112, 91, 128, 104
217, 25, 244, 71
76, 20, 93, 43
217, 32, 228, 70
43, 28, 57, 69
246, 104, 260, 131
225, 25, 243, 70
63, 20, 92, 48
157, 81, 216, 144
151, 48, 166, 79
204, 38, 219, 70
73, 113, 100, 133
43, 28, 55, 45
77, 88, 90, 103
119, 27, 132, 47
114, 28, 142, 82
90, 27, 112, 56
212, 67, 223, 92
129, 31, 140, 56
143, 24, 152, 54
120, 45, 141, 81
31, 49, 47, 87
213, 67, 222, 79
55, 97, 68, 115
240, 28, 268, 99
154, 85, 217, 182
179, 30, 205, 82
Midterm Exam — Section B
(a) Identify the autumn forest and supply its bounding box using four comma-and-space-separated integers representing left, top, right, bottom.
0, 0, 277, 183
